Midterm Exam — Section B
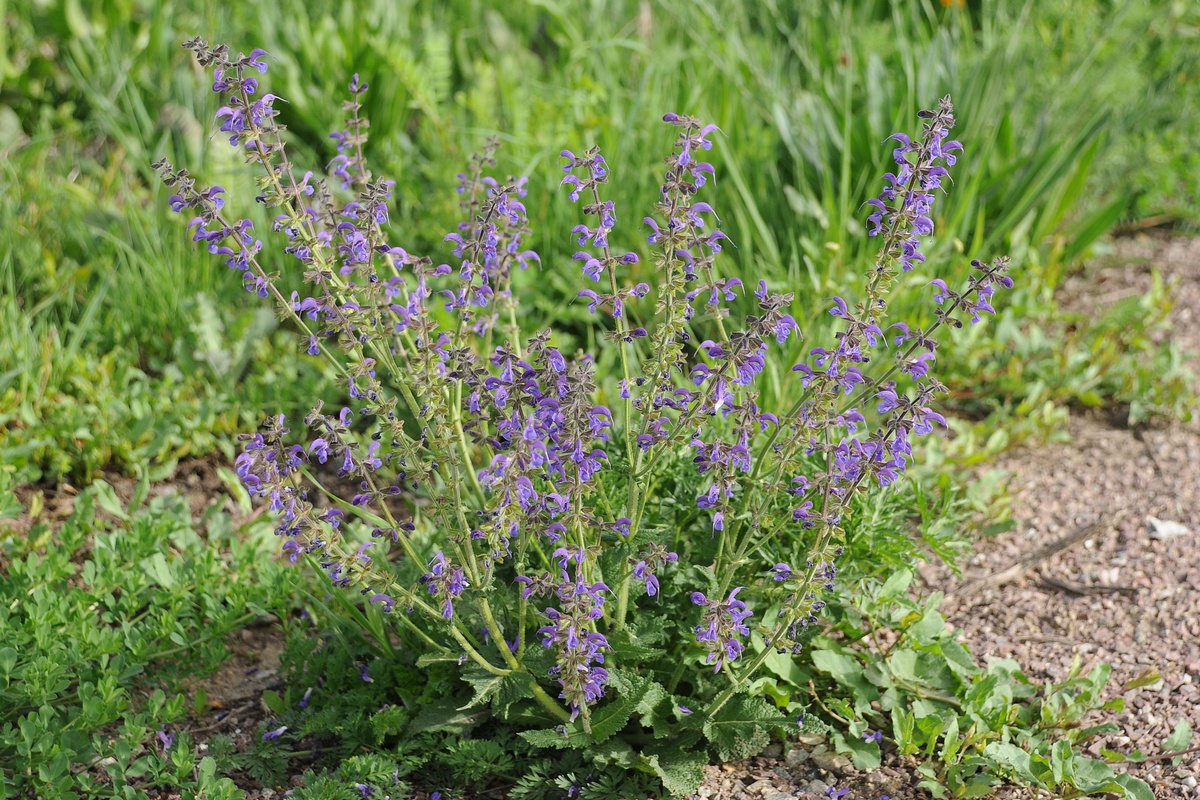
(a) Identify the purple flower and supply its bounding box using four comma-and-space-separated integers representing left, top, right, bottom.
156, 727, 174, 751
246, 48, 269, 74
421, 552, 468, 618
929, 279, 951, 305
692, 587, 754, 672
369, 592, 396, 611
863, 729, 883, 744
358, 662, 373, 683
262, 725, 287, 740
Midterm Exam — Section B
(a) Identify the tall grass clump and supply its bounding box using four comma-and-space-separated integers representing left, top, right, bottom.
153, 39, 1155, 799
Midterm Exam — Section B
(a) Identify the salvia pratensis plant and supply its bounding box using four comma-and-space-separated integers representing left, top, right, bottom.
156, 39, 1012, 794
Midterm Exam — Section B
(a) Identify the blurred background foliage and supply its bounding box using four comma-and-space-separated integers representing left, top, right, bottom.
1, 0, 1196, 484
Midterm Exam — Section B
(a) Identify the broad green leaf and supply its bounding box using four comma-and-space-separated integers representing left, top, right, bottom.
938, 639, 979, 677
1070, 755, 1121, 793
634, 680, 671, 738
140, 553, 176, 590
639, 747, 707, 798
458, 665, 506, 711
702, 694, 787, 762
92, 481, 130, 522
878, 568, 914, 599
986, 742, 1053, 786
1113, 773, 1155, 800
1050, 740, 1074, 786
261, 690, 285, 715
908, 607, 947, 645
1162, 718, 1193, 763
811, 650, 862, 684
888, 648, 920, 684
586, 737, 637, 768
833, 731, 881, 770
493, 671, 537, 718
890, 706, 916, 753
1122, 671, 1161, 690
410, 698, 487, 735
939, 714, 961, 763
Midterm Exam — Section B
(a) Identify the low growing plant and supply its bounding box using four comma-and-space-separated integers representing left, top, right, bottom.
154, 39, 1150, 798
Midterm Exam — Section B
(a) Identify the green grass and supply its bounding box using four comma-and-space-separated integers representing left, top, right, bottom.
2, 0, 1194, 479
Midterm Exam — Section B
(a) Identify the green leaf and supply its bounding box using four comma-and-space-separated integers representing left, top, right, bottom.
938, 639, 979, 677
939, 714, 961, 763
702, 694, 787, 762
639, 747, 707, 798
890, 706, 916, 754
608, 627, 666, 662
1050, 740, 1074, 786
634, 681, 671, 738
1113, 773, 1155, 800
587, 737, 637, 768
588, 673, 651, 743
410, 698, 488, 735
833, 731, 881, 770
261, 690, 285, 715
811, 650, 862, 684
92, 481, 130, 521
458, 665, 506, 711
493, 671, 537, 718
519, 728, 578, 749
984, 742, 1039, 784
887, 648, 921, 684
1123, 671, 1161, 690
1070, 755, 1120, 793
878, 568, 914, 599
1162, 718, 1193, 763
907, 607, 947, 645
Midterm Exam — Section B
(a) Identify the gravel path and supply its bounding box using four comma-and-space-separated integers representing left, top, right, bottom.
699, 234, 1200, 799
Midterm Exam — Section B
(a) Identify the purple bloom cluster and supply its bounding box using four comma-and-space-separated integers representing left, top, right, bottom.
421, 552, 468, 619
530, 563, 612, 720
691, 588, 754, 672
864, 96, 961, 271
631, 542, 679, 597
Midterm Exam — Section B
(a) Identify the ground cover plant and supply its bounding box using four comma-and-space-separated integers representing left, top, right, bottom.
0, 478, 302, 799
133, 38, 1164, 799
